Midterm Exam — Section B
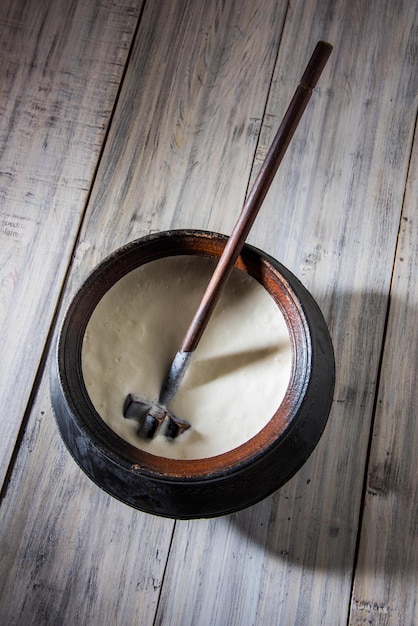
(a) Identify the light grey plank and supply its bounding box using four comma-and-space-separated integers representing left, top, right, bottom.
0, 0, 143, 487
349, 125, 418, 623
70, 0, 287, 276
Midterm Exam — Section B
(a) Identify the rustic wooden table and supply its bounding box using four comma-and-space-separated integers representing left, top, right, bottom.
1, 1, 417, 624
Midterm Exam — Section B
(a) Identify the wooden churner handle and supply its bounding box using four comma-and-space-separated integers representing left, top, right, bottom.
180, 40, 333, 354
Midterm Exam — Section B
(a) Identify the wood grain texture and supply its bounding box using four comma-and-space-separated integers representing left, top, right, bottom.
0, 377, 174, 625
0, 0, 142, 487
0, 0, 416, 624
0, 1, 290, 624
71, 0, 287, 276
154, 0, 418, 624
349, 125, 418, 624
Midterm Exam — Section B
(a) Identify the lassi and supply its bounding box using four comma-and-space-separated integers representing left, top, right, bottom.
81, 255, 292, 459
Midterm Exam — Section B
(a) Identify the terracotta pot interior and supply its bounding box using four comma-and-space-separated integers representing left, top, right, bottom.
61, 232, 311, 479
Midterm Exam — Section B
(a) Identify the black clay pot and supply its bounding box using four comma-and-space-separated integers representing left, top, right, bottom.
50, 230, 335, 519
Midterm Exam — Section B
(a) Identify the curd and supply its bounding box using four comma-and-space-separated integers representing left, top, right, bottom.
82, 255, 292, 459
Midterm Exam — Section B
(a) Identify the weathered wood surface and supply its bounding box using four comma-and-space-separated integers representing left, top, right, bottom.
349, 124, 418, 624
0, 0, 417, 624
0, 1, 290, 624
74, 0, 287, 269
0, 0, 143, 487
153, 1, 418, 624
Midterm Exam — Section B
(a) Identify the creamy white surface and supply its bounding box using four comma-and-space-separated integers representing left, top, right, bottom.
81, 255, 292, 459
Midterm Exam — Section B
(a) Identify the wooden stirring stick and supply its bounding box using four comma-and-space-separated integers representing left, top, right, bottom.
158, 40, 333, 407
124, 40, 332, 439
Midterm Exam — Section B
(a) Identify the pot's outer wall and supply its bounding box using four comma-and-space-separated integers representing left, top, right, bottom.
50, 231, 335, 519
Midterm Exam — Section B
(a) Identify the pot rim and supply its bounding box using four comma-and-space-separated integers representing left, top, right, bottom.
56, 229, 312, 481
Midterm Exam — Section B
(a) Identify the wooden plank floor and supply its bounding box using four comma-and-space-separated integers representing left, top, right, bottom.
0, 0, 417, 624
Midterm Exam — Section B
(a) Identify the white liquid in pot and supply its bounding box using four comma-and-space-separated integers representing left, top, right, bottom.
81, 255, 292, 459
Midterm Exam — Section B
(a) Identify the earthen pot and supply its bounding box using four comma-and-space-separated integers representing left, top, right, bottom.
50, 230, 335, 519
